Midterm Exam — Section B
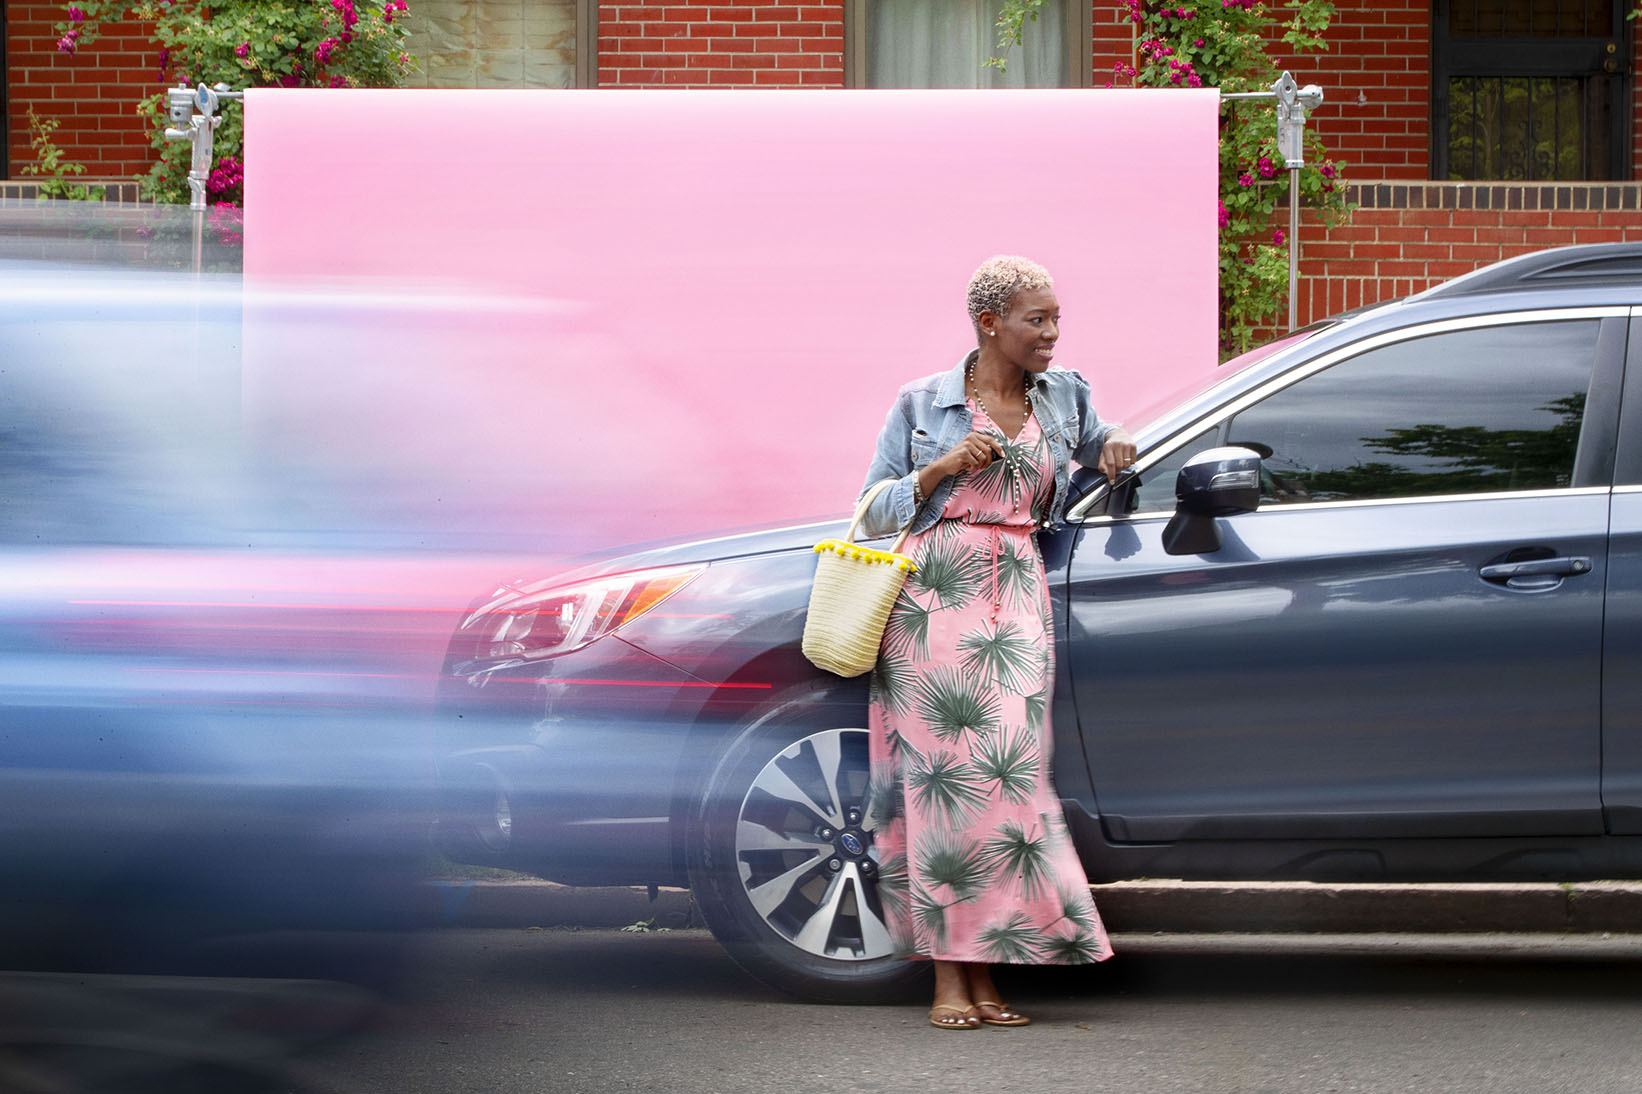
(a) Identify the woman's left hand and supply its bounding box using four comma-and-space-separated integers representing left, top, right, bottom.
1096, 429, 1138, 482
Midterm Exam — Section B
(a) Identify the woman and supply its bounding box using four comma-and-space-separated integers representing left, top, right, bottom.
856, 255, 1136, 1029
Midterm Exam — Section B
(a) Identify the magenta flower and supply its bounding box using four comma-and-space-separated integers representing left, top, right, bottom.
57, 35, 76, 54
1238, 173, 1254, 187
1218, 200, 1230, 229
1320, 163, 1336, 179
1257, 156, 1276, 178
67, 6, 85, 22
1272, 229, 1286, 246
1194, 37, 1204, 47
234, 41, 250, 58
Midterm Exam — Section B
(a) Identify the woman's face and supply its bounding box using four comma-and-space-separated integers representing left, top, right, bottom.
983, 286, 1060, 373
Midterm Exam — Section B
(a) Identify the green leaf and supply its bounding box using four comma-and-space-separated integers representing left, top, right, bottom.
906, 537, 986, 612
1043, 926, 1105, 964
907, 746, 989, 827
915, 828, 989, 901
980, 818, 1051, 900
971, 724, 1040, 806
978, 910, 1046, 964
911, 886, 951, 952
882, 598, 932, 661
958, 620, 1040, 695
912, 667, 1001, 746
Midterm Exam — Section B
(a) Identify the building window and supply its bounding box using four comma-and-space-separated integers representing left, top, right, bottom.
1433, 0, 1632, 180
860, 0, 1078, 88
403, 0, 587, 89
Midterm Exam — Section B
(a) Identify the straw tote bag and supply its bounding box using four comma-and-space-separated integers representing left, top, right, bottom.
801, 478, 918, 678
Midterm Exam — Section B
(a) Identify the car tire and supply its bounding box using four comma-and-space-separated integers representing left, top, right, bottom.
686, 684, 927, 1004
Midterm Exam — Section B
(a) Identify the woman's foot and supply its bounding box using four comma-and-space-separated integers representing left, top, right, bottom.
970, 1000, 1031, 1026
929, 960, 979, 1030
928, 1004, 980, 1030
966, 965, 1031, 1026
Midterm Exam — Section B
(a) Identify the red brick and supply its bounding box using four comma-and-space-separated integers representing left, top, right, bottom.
1426, 227, 1478, 243
1321, 259, 1380, 277
1399, 242, 1451, 260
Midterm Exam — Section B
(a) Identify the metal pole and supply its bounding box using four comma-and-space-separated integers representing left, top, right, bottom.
1222, 72, 1324, 332
1288, 167, 1300, 331
163, 82, 243, 275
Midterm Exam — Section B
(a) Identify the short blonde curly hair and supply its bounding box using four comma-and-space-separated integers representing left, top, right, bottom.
966, 255, 1054, 343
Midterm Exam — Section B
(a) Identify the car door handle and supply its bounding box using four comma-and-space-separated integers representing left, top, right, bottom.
1479, 556, 1592, 585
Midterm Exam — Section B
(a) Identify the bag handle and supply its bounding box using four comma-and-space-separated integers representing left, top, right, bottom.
845, 478, 916, 553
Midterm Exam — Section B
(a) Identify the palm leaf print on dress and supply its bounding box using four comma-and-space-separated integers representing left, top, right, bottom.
916, 828, 989, 902
912, 666, 1001, 745
957, 621, 1040, 695
911, 886, 952, 953
980, 818, 1052, 900
906, 536, 987, 611
994, 538, 1039, 609
971, 724, 1040, 805
966, 432, 1046, 512
977, 910, 1048, 964
1042, 925, 1106, 964
1055, 881, 1099, 932
872, 649, 916, 716
882, 598, 933, 660
906, 746, 990, 826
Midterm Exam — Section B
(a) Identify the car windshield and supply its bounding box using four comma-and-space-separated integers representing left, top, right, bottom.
1121, 326, 1329, 437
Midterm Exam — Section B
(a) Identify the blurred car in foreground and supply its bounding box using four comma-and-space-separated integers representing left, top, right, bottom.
434, 243, 1642, 1001
0, 251, 483, 979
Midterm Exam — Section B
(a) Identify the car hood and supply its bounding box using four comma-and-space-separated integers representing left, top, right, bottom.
484, 515, 862, 601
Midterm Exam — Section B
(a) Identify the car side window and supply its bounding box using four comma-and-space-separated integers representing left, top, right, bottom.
1127, 424, 1221, 514
1225, 320, 1600, 505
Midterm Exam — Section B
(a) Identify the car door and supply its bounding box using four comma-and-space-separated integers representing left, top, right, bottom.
1602, 310, 1642, 834
1063, 311, 1622, 842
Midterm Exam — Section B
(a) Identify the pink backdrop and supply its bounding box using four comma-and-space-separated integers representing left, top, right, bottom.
242, 89, 1219, 553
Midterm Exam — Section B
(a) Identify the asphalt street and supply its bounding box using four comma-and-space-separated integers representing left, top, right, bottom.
305, 927, 1642, 1094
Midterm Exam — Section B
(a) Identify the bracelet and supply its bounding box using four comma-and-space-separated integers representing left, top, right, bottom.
912, 478, 925, 510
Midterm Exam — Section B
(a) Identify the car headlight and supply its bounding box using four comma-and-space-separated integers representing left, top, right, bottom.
461, 563, 707, 663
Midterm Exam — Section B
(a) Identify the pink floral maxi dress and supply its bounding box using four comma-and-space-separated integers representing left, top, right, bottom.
868, 403, 1112, 965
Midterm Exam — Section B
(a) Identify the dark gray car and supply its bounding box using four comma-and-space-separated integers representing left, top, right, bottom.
434, 243, 1642, 1001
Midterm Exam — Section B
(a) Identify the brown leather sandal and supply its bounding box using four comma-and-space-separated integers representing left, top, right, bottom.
928, 1004, 981, 1030
972, 1000, 1031, 1026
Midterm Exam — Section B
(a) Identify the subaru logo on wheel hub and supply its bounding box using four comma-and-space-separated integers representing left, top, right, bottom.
840, 832, 863, 856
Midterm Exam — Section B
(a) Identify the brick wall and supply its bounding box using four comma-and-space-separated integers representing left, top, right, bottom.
5, 4, 160, 180
1304, 0, 1430, 180
1272, 182, 1642, 333
596, 1, 843, 87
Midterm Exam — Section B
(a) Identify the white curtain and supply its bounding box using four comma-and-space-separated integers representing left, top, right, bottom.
867, 0, 1069, 89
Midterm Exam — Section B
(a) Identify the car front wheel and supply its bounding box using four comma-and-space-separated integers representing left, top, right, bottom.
686, 688, 925, 1003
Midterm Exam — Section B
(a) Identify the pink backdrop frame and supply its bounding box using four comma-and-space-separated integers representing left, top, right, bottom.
242, 88, 1220, 550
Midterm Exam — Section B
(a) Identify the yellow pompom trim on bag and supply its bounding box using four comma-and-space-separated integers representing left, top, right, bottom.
801, 480, 919, 678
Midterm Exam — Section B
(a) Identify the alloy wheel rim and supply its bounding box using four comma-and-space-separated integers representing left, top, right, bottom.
733, 727, 894, 962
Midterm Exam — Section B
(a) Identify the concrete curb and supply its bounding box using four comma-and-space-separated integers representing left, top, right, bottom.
425, 878, 1642, 934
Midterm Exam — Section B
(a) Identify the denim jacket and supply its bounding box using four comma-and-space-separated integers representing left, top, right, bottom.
855, 350, 1118, 540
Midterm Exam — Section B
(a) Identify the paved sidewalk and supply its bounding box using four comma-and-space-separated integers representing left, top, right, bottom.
424, 878, 1642, 935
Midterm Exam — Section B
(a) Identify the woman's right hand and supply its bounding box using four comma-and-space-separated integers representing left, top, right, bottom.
934, 431, 1006, 477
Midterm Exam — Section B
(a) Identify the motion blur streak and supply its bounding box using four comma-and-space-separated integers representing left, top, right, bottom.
0, 209, 685, 1087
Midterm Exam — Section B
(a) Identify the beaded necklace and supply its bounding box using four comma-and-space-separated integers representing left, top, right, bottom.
967, 356, 1032, 516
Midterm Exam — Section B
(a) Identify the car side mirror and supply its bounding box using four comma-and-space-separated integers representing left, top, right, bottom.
1161, 446, 1263, 556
